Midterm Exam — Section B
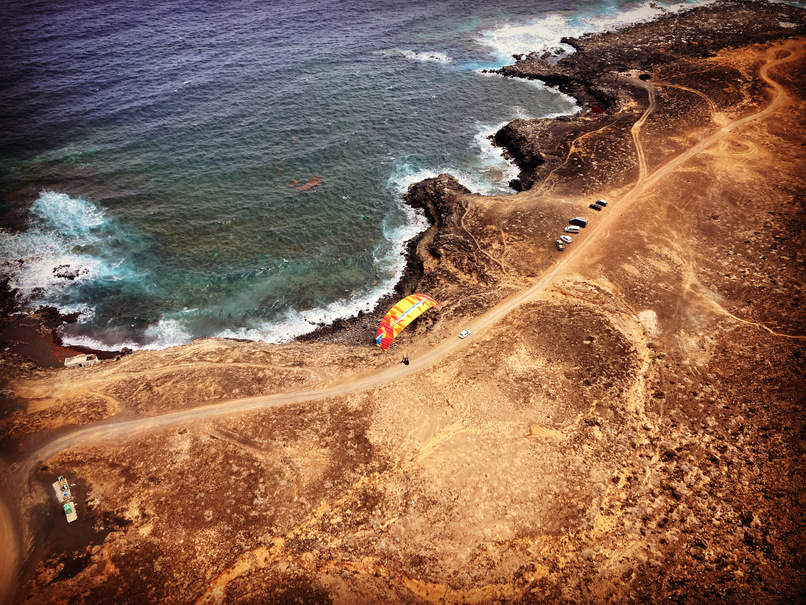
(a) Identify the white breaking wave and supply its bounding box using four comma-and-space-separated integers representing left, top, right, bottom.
473, 121, 520, 191
374, 196, 429, 285
60, 317, 194, 351
2, 190, 153, 353
375, 48, 455, 64
388, 161, 505, 197
143, 318, 194, 349
1, 229, 103, 294
473, 69, 580, 113
216, 285, 387, 345
481, 13, 585, 65
31, 190, 105, 237
519, 78, 580, 116
387, 122, 540, 197
59, 333, 146, 352
0, 191, 113, 299
400, 49, 454, 64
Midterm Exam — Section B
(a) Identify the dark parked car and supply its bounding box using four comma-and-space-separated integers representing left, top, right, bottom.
589, 203, 602, 211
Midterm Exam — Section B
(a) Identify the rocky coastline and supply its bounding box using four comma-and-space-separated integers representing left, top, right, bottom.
490, 0, 806, 190
298, 174, 476, 346
4, 1, 805, 366
0, 279, 123, 369
308, 0, 806, 346
2, 0, 805, 602
0, 173, 478, 362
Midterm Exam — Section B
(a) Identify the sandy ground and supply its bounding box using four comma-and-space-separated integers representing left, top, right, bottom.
1, 10, 805, 605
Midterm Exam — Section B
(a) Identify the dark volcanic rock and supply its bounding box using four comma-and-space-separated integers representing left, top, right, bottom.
404, 173, 470, 229
497, 53, 620, 112
299, 175, 474, 346
305, 0, 806, 342
403, 174, 499, 288
53, 264, 88, 280
494, 120, 547, 190
492, 0, 806, 189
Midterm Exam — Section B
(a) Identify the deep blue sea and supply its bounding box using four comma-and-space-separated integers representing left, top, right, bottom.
1, 0, 708, 351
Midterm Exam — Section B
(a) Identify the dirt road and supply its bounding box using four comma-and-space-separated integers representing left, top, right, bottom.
0, 496, 16, 605
1, 39, 801, 605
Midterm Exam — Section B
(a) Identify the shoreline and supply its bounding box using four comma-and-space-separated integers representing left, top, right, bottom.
3, 1, 806, 602
0, 280, 121, 368
490, 0, 806, 191
0, 173, 474, 365
2, 0, 805, 369
298, 0, 806, 349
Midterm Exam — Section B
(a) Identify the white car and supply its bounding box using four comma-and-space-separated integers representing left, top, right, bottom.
458, 329, 471, 339
560, 235, 572, 244
564, 226, 580, 233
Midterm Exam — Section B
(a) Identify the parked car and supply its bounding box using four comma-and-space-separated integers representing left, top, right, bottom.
564, 225, 580, 233
589, 203, 602, 211
570, 217, 588, 227
555, 239, 565, 251
459, 329, 471, 339
560, 235, 572, 244
596, 198, 608, 206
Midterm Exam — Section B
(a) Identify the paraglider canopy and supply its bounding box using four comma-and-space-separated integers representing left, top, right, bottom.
375, 293, 439, 351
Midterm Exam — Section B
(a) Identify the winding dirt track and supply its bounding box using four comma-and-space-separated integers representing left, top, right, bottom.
0, 40, 802, 605
629, 77, 656, 180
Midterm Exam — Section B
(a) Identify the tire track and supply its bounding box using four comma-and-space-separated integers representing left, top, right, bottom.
1, 39, 802, 605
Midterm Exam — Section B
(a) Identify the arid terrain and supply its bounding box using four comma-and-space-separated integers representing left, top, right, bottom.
1, 2, 805, 603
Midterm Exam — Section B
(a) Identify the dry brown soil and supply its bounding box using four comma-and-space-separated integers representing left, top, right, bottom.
1, 28, 805, 605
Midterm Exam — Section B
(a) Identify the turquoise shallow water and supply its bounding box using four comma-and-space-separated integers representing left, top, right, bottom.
0, 0, 708, 350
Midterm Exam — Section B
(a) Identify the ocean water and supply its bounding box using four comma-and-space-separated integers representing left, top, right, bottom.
0, 0, 710, 351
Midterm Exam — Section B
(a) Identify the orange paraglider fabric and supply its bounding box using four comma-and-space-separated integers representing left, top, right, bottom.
375, 293, 439, 351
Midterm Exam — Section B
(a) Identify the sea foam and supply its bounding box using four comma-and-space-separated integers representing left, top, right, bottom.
60, 316, 194, 351
375, 48, 455, 64
473, 121, 520, 191
0, 190, 150, 347
214, 274, 409, 345
0, 192, 109, 298
399, 50, 455, 64
31, 191, 105, 237
479, 0, 719, 67
388, 160, 506, 197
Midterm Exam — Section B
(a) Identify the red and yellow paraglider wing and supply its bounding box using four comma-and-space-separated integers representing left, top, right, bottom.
375, 293, 439, 350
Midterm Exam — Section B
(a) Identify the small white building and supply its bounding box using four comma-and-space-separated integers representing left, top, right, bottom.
64, 353, 99, 368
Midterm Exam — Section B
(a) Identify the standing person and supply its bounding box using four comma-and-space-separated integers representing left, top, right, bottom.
402, 352, 409, 365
